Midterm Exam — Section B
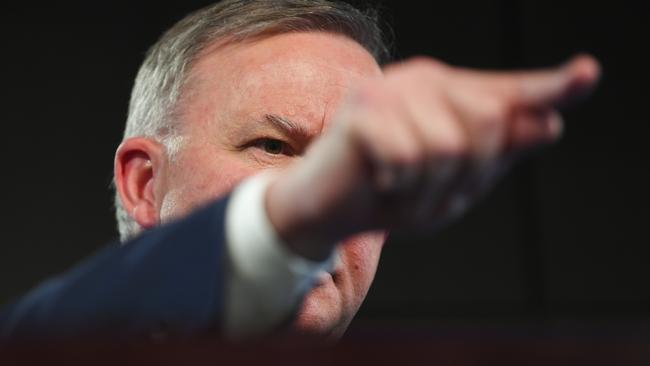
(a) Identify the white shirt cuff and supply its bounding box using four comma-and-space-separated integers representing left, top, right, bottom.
223, 172, 337, 339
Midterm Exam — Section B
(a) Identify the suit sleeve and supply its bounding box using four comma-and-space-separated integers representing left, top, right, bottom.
0, 197, 230, 340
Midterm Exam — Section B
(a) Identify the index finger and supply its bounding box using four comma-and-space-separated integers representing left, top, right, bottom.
450, 54, 601, 109
504, 54, 601, 108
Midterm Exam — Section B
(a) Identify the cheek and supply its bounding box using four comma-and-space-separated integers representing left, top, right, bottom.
339, 230, 385, 295
158, 147, 255, 223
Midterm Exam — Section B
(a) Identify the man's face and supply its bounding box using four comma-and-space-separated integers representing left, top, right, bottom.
154, 31, 385, 338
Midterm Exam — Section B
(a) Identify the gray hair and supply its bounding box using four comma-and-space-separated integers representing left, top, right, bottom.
115, 0, 392, 241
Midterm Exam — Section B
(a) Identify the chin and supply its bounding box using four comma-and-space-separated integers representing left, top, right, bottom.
290, 275, 352, 341
287, 231, 384, 341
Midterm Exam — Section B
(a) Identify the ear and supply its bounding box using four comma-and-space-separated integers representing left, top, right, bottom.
114, 137, 166, 230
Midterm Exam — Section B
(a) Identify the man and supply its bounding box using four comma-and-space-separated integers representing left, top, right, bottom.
1, 0, 599, 340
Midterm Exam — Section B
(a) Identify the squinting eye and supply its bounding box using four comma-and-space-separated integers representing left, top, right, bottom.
253, 138, 293, 156
261, 139, 284, 154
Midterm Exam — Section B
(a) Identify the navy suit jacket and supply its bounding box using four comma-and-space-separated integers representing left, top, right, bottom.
0, 198, 229, 339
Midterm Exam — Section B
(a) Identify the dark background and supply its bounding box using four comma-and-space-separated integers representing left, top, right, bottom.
0, 0, 648, 336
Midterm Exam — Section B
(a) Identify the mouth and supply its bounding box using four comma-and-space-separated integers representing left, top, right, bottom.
312, 252, 344, 288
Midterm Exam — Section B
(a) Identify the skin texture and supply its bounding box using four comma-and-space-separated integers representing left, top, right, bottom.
117, 32, 386, 339
266, 55, 600, 261
115, 30, 600, 340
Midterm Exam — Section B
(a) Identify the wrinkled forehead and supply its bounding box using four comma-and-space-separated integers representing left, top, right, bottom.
186, 31, 382, 134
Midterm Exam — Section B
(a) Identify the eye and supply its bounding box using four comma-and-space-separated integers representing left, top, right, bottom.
251, 138, 294, 156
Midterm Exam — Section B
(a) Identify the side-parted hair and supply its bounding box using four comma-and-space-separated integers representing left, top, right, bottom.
115, 0, 391, 241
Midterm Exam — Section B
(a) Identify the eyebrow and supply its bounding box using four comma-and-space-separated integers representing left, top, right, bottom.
261, 114, 314, 141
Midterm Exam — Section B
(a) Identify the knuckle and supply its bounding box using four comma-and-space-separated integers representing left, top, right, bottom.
406, 56, 448, 71
431, 128, 467, 157
389, 56, 449, 81
355, 80, 383, 102
353, 80, 397, 112
479, 96, 511, 124
392, 144, 423, 166
477, 113, 502, 136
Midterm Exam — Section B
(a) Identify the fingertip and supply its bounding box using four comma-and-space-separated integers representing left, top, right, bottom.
566, 54, 602, 89
554, 54, 602, 106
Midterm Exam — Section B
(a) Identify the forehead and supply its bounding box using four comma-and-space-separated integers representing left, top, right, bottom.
184, 31, 382, 135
